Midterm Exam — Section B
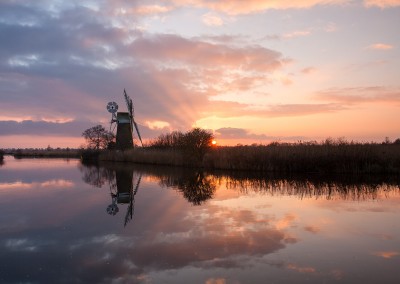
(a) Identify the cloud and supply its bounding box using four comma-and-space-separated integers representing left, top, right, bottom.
372, 251, 399, 259
316, 86, 400, 104
0, 0, 290, 140
301, 67, 317, 74
366, 43, 394, 50
202, 12, 224, 26
214, 127, 304, 142
282, 30, 312, 39
127, 34, 285, 72
170, 0, 350, 15
0, 120, 93, 136
364, 0, 400, 8
133, 5, 174, 15
216, 127, 271, 140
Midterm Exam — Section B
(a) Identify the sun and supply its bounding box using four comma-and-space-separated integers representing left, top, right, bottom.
211, 140, 217, 146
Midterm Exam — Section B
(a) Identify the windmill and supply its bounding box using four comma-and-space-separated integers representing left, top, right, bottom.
106, 89, 143, 150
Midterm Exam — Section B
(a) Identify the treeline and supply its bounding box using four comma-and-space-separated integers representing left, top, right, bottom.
98, 128, 214, 166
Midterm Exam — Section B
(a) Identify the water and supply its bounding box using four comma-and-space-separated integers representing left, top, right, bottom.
0, 156, 399, 284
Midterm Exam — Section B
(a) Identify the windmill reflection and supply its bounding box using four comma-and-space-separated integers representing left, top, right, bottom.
107, 168, 142, 227
79, 163, 141, 227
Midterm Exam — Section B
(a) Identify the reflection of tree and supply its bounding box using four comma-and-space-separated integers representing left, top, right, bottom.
78, 164, 115, 188
159, 171, 216, 205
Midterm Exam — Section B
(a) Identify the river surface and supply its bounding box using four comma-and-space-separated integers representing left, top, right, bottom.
0, 157, 399, 284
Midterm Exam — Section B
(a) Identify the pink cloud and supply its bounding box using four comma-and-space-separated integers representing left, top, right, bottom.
364, 0, 400, 8
134, 5, 174, 15
367, 43, 394, 50
283, 30, 312, 39
372, 251, 399, 259
316, 86, 400, 104
202, 12, 224, 26
301, 67, 317, 74
287, 263, 316, 274
128, 34, 285, 72
170, 0, 350, 15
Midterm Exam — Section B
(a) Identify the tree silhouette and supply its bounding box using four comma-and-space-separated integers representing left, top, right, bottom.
82, 125, 115, 150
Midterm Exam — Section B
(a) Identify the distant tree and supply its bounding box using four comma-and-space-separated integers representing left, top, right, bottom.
149, 131, 184, 148
82, 125, 115, 150
149, 127, 214, 165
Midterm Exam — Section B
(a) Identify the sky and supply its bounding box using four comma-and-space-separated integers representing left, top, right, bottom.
0, 0, 399, 148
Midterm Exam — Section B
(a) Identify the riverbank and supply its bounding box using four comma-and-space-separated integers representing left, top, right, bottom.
5, 142, 400, 174
7, 148, 81, 159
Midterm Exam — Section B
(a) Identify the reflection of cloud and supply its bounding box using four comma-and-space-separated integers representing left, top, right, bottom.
275, 213, 297, 230
372, 251, 399, 259
130, 206, 295, 270
287, 263, 316, 274
0, 180, 74, 190
206, 278, 226, 284
41, 180, 74, 187
329, 269, 345, 280
304, 225, 320, 234
0, 181, 33, 190
5, 239, 38, 252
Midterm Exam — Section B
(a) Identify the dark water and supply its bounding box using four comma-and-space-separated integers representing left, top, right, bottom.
0, 157, 399, 284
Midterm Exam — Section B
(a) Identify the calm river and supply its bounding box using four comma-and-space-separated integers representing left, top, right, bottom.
0, 157, 399, 283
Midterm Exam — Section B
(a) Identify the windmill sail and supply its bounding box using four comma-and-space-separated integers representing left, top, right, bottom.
124, 89, 143, 147
133, 121, 143, 146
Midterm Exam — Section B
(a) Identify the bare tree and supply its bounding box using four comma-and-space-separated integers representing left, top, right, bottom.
82, 125, 115, 150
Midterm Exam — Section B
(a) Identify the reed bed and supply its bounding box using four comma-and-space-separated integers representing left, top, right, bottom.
204, 143, 400, 174
96, 142, 400, 174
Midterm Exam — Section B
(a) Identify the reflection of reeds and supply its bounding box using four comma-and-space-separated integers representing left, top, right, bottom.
98, 142, 400, 174
222, 176, 397, 201
90, 162, 400, 202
